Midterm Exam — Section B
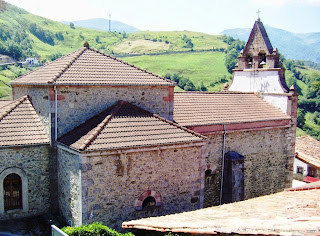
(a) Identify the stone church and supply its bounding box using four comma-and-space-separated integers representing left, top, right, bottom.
0, 19, 297, 229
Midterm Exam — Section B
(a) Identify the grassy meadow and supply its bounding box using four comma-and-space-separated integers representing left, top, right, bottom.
122, 51, 230, 91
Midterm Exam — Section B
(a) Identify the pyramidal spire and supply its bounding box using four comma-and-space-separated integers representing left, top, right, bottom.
234, 18, 284, 71
245, 19, 273, 55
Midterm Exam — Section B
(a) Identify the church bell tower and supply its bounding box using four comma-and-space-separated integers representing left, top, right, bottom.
229, 18, 294, 114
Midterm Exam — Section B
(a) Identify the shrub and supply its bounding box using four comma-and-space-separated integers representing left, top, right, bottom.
62, 222, 134, 236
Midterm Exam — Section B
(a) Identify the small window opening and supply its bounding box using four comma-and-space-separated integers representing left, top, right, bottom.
258, 52, 266, 68
247, 53, 253, 68
205, 169, 213, 184
142, 196, 156, 209
297, 166, 304, 174
3, 173, 22, 211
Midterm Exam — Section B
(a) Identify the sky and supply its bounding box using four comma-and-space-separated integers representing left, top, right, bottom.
5, 0, 320, 34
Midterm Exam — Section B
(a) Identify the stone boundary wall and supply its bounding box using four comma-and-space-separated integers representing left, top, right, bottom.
0, 145, 50, 220
204, 127, 293, 207
57, 148, 81, 226
80, 145, 205, 230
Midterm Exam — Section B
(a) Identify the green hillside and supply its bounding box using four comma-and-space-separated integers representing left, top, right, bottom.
0, 1, 228, 60
122, 51, 230, 91
0, 0, 121, 59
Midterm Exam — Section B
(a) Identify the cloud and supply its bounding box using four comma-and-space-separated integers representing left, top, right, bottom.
300, 0, 320, 6
252, 0, 290, 7
252, 0, 320, 6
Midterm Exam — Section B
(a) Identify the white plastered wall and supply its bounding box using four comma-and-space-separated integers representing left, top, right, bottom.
230, 70, 289, 113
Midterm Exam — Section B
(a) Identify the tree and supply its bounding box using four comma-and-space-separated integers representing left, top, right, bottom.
297, 108, 306, 128
200, 81, 208, 91
182, 34, 193, 48
184, 80, 196, 91
69, 22, 75, 29
48, 52, 63, 61
55, 32, 64, 41
96, 36, 100, 43
225, 48, 238, 74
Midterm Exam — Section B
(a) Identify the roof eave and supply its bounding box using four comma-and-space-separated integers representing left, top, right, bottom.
73, 140, 208, 154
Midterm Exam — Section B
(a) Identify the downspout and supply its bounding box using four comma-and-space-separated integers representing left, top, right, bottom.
219, 124, 227, 205
54, 85, 58, 141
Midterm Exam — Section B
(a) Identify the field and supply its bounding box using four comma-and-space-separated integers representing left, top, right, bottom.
122, 51, 230, 91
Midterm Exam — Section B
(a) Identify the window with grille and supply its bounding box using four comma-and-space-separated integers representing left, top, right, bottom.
3, 173, 22, 211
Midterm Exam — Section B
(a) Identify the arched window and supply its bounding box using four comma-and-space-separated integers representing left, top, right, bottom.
3, 174, 22, 211
135, 190, 161, 210
0, 168, 28, 214
142, 196, 156, 209
258, 51, 266, 68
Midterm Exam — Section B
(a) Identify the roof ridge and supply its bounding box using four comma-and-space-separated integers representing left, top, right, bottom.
49, 47, 88, 84
78, 100, 125, 151
0, 95, 28, 121
88, 48, 175, 86
152, 113, 208, 140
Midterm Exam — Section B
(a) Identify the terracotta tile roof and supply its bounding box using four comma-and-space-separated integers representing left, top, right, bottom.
58, 101, 206, 151
174, 92, 291, 127
11, 47, 174, 86
0, 100, 12, 108
296, 135, 320, 168
0, 96, 49, 147
123, 183, 320, 235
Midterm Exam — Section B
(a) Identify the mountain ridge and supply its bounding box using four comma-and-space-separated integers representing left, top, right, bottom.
61, 18, 140, 33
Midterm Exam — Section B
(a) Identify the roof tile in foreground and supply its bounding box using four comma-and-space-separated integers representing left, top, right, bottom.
123, 182, 320, 235
174, 92, 291, 126
11, 47, 174, 86
58, 101, 206, 151
295, 135, 320, 168
0, 96, 49, 147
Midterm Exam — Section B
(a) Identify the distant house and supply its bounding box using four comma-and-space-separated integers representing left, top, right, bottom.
25, 57, 39, 65
294, 135, 320, 181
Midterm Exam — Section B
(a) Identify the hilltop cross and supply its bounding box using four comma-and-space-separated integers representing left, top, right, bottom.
257, 9, 261, 19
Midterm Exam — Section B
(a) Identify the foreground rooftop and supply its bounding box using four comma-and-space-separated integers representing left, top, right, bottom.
123, 182, 320, 235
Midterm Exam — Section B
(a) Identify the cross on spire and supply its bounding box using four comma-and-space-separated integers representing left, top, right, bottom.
257, 9, 261, 19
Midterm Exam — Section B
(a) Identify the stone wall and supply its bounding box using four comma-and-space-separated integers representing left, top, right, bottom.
13, 85, 174, 140
203, 127, 293, 207
0, 145, 50, 220
56, 86, 173, 137
57, 148, 81, 226
80, 145, 204, 230
12, 86, 53, 140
